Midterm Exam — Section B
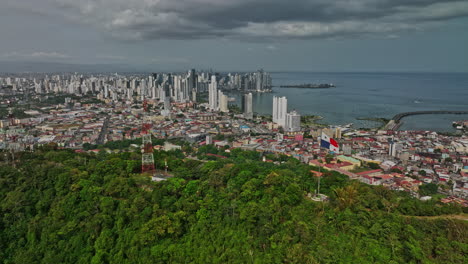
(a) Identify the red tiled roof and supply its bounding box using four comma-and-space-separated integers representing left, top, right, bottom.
356, 169, 382, 175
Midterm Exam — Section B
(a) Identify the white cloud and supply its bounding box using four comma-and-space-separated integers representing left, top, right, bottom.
30, 51, 70, 59
3, 51, 71, 59
266, 45, 277, 51
151, 57, 189, 64
235, 20, 421, 39
97, 55, 126, 60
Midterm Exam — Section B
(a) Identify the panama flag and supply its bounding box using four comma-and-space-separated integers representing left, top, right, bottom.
320, 132, 339, 152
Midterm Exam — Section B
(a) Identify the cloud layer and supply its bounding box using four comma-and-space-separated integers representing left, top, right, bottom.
2, 51, 71, 60
10, 0, 468, 41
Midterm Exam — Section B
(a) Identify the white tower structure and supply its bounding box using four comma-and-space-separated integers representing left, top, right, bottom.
243, 93, 253, 119
272, 96, 287, 127
285, 110, 301, 132
219, 91, 229, 113
209, 75, 218, 110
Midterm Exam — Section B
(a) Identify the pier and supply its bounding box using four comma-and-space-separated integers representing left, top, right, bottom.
384, 110, 468, 130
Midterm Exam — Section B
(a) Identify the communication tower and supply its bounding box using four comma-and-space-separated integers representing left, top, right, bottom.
141, 100, 155, 174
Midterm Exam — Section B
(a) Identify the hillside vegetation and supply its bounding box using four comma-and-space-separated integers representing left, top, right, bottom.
0, 148, 467, 263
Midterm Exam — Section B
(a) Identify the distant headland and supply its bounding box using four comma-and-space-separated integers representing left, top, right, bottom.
279, 83, 336, 89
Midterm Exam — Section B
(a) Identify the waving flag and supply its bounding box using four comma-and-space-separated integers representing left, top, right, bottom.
320, 132, 339, 152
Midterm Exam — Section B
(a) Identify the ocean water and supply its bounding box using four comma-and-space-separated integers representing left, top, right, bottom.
228, 72, 468, 132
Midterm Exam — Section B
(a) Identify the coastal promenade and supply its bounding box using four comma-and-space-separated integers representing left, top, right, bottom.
384, 110, 468, 130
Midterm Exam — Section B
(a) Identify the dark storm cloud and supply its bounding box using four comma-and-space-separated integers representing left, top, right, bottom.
8, 0, 468, 40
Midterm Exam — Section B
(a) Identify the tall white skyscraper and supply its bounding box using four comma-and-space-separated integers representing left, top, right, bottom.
219, 90, 229, 112
272, 96, 287, 127
285, 110, 301, 132
389, 142, 400, 157
209, 75, 218, 110
256, 71, 263, 91
243, 93, 253, 119
192, 89, 197, 102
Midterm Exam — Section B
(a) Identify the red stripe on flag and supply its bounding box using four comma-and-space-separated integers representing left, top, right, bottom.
330, 138, 339, 148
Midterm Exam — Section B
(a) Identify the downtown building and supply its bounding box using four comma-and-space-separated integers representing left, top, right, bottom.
208, 75, 218, 110
242, 93, 253, 119
285, 110, 301, 132
272, 96, 287, 127
218, 90, 229, 113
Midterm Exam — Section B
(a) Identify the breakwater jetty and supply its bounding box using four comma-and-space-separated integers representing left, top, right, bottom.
384, 111, 468, 130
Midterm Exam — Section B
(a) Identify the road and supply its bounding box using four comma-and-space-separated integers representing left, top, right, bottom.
96, 116, 110, 145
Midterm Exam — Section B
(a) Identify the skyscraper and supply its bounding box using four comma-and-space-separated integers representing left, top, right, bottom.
188, 69, 197, 94
219, 91, 229, 113
256, 70, 263, 91
242, 93, 253, 119
389, 142, 400, 157
192, 89, 197, 103
285, 110, 301, 132
272, 96, 287, 127
209, 75, 218, 110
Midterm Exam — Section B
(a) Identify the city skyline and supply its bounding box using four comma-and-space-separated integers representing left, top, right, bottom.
0, 0, 467, 72
1, 1, 468, 261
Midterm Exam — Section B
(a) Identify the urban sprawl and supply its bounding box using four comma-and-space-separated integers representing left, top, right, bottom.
1, 70, 467, 207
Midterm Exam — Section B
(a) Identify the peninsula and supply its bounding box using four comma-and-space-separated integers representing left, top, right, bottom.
279, 83, 336, 88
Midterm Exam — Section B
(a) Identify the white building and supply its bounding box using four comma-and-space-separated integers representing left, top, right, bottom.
389, 142, 400, 157
219, 91, 229, 113
285, 110, 301, 132
206, 135, 213, 145
243, 93, 253, 119
208, 75, 218, 110
272, 96, 287, 127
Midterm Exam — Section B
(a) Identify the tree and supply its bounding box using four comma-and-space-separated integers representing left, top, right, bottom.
333, 182, 359, 209
418, 183, 438, 196
0, 148, 466, 264
390, 168, 403, 173
368, 162, 380, 170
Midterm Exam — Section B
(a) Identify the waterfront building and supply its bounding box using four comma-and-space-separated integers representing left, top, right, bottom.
273, 96, 287, 127
242, 93, 253, 119
286, 110, 301, 132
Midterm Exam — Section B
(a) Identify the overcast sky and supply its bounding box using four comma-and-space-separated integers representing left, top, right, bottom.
1, 0, 467, 72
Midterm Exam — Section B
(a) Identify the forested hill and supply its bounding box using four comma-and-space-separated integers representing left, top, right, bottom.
0, 148, 467, 263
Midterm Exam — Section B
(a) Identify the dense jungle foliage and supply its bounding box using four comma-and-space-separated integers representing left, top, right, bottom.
0, 147, 467, 263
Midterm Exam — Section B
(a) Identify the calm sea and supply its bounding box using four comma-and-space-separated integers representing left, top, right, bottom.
228, 72, 468, 132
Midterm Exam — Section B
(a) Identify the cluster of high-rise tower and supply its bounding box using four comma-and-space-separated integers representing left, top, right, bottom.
272, 96, 301, 132
0, 69, 271, 105
2, 69, 302, 130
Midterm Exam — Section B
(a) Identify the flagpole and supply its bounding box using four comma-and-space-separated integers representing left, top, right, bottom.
317, 149, 321, 196
317, 129, 322, 196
